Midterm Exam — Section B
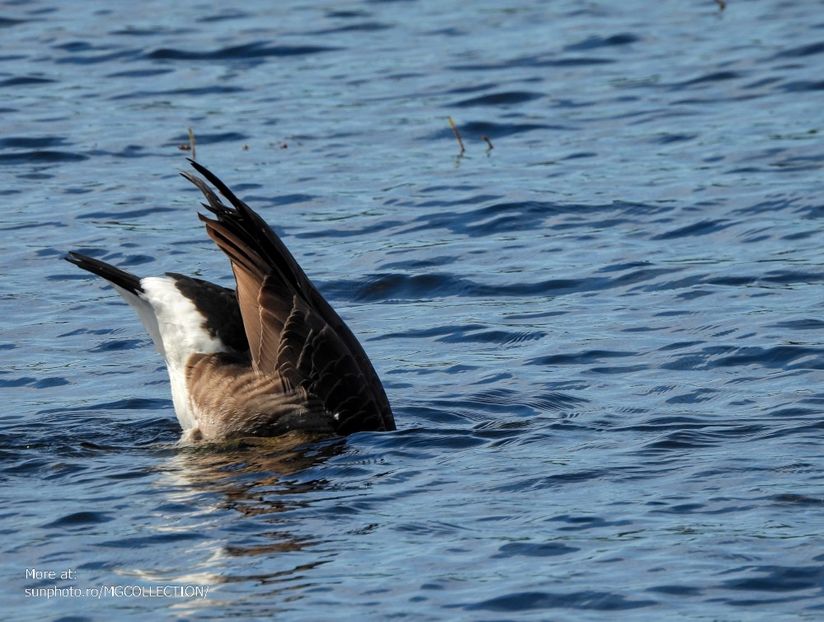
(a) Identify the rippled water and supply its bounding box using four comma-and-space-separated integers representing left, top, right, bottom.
3, 0, 824, 619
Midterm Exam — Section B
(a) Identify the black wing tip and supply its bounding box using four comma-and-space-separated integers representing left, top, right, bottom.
187, 159, 219, 188
185, 159, 248, 213
181, 164, 240, 221
64, 251, 143, 294
64, 250, 84, 266
179, 170, 196, 184
187, 158, 211, 178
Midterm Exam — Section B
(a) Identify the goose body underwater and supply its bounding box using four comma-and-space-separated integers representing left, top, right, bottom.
66, 161, 395, 442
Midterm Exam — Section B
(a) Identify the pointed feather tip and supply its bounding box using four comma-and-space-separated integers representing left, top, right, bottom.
65, 250, 97, 267
179, 170, 196, 183
188, 158, 212, 179
186, 159, 219, 189
180, 170, 209, 196
64, 250, 82, 265
187, 159, 245, 209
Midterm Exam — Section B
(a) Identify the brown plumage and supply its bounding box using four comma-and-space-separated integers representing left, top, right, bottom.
66, 161, 395, 440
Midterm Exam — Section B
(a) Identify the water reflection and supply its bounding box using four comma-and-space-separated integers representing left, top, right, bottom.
134, 433, 346, 614
171, 432, 340, 483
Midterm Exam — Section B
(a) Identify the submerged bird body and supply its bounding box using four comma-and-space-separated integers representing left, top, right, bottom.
67, 162, 395, 441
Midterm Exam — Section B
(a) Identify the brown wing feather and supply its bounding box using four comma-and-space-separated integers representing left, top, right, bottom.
233, 264, 267, 369
272, 291, 387, 433
185, 162, 395, 433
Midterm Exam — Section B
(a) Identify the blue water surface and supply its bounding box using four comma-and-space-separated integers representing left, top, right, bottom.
2, 1, 824, 620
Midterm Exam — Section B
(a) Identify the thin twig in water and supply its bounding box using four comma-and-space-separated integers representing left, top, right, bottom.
481, 135, 494, 152
447, 116, 465, 155
188, 127, 196, 161
715, 0, 726, 10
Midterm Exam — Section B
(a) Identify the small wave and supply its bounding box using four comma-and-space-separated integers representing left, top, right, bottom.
0, 150, 87, 164
0, 17, 25, 27
325, 9, 370, 18
492, 541, 579, 558
721, 564, 824, 592
98, 532, 205, 548
403, 199, 659, 237
769, 319, 824, 330
90, 339, 146, 353
449, 55, 613, 71
465, 590, 656, 612
472, 387, 582, 412
530, 350, 634, 366
450, 91, 543, 107
640, 429, 742, 452
372, 324, 546, 345
437, 328, 545, 344
147, 42, 338, 60
37, 398, 172, 415
114, 85, 246, 100
0, 376, 69, 389
197, 10, 249, 23
564, 33, 640, 51
78, 206, 175, 219
646, 585, 703, 596
650, 133, 696, 144
55, 49, 139, 65
677, 71, 743, 86
664, 388, 719, 404
711, 345, 824, 370
0, 76, 54, 87
652, 219, 732, 240
312, 22, 391, 35
781, 80, 824, 92
43, 511, 114, 528
295, 218, 402, 239
325, 272, 603, 301
106, 68, 173, 78
0, 136, 67, 149
770, 493, 824, 505
774, 40, 824, 58
166, 131, 248, 145
429, 121, 561, 140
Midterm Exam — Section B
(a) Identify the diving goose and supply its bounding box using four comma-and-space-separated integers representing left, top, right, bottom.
66, 161, 395, 441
